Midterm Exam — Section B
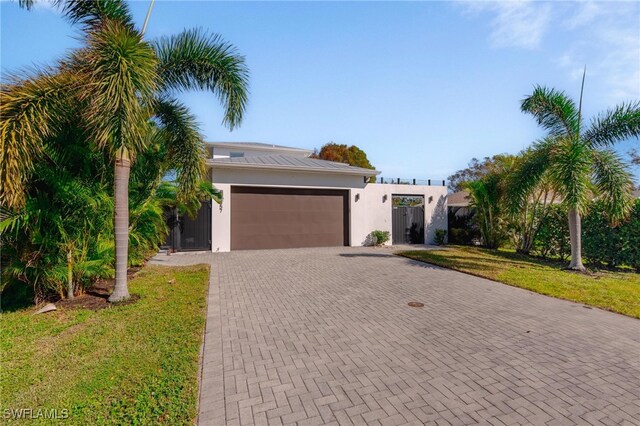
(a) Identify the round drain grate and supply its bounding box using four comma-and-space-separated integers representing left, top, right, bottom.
408, 302, 424, 308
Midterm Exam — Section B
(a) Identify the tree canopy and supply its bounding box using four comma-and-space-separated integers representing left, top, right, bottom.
1, 0, 249, 303
311, 142, 375, 169
447, 154, 515, 192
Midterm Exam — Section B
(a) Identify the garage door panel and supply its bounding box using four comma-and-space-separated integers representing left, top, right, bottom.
231, 187, 349, 250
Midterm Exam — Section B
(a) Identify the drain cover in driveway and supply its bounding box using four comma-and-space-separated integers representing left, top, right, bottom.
408, 302, 424, 308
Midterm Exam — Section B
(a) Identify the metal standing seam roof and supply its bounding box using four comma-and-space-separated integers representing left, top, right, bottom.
208, 154, 380, 175
206, 142, 312, 152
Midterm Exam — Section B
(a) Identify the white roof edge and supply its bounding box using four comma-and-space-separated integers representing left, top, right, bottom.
206, 142, 312, 154
207, 160, 380, 176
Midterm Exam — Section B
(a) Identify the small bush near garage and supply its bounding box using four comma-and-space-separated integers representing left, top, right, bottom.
370, 230, 390, 246
434, 229, 447, 245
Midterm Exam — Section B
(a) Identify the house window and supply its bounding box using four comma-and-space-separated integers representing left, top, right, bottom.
230, 152, 244, 158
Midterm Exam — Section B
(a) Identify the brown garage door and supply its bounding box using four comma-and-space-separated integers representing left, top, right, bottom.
231, 187, 349, 250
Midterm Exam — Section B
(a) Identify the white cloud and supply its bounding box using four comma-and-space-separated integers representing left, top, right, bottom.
564, 1, 603, 29
460, 0, 640, 102
461, 1, 552, 50
555, 3, 640, 101
598, 28, 640, 100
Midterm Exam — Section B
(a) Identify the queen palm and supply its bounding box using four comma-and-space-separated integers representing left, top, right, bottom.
1, 0, 248, 301
511, 85, 639, 270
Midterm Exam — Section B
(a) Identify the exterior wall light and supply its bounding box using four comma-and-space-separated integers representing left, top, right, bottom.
428, 196, 433, 204
383, 194, 388, 203
355, 193, 360, 202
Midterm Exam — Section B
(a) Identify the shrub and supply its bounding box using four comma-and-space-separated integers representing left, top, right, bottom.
448, 207, 480, 245
434, 229, 447, 245
370, 230, 390, 246
532, 204, 570, 261
531, 200, 640, 270
583, 199, 640, 270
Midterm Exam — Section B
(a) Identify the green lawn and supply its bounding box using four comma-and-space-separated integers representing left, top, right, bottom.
398, 246, 640, 319
0, 264, 210, 425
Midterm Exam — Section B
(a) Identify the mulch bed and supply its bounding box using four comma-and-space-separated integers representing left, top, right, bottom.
56, 267, 142, 311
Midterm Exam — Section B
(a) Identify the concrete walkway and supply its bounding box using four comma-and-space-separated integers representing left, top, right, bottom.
151, 247, 640, 425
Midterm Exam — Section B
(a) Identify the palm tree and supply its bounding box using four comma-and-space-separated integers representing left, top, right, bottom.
511, 84, 639, 270
464, 172, 505, 249
1, 0, 249, 301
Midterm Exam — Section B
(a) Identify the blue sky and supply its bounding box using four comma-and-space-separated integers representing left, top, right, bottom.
2, 1, 639, 181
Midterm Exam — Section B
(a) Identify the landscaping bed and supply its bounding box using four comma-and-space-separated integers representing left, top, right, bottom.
398, 246, 640, 319
0, 264, 210, 425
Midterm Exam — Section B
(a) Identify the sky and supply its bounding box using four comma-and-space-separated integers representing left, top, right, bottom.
2, 0, 639, 182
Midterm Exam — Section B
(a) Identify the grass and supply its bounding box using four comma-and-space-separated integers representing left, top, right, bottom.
0, 264, 210, 425
398, 246, 640, 319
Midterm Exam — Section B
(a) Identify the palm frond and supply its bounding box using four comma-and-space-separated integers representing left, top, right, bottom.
181, 181, 222, 218
547, 138, 592, 213
0, 70, 73, 208
0, 209, 29, 235
583, 101, 640, 148
153, 28, 249, 130
521, 86, 580, 137
591, 149, 635, 224
463, 176, 504, 248
505, 138, 553, 214
60, 0, 133, 28
76, 19, 158, 159
17, 0, 133, 28
154, 97, 206, 202
17, 0, 35, 10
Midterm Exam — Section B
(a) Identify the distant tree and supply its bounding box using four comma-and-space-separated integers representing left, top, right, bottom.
447, 154, 514, 192
311, 142, 376, 182
630, 149, 640, 165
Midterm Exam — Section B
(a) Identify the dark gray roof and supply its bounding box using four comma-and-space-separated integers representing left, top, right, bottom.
447, 191, 470, 207
209, 154, 379, 175
207, 142, 311, 152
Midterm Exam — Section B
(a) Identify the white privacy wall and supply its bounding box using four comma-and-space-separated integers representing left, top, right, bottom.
211, 182, 231, 252
350, 184, 448, 246
209, 168, 448, 252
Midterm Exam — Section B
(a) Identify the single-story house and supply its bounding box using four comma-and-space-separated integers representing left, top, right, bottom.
167, 142, 447, 252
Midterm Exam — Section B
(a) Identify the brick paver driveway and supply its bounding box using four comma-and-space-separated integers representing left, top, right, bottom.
153, 247, 640, 425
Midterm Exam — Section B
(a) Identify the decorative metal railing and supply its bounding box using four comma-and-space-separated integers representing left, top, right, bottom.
377, 177, 446, 186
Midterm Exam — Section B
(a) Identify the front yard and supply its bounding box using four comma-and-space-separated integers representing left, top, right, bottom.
398, 246, 640, 319
0, 265, 209, 425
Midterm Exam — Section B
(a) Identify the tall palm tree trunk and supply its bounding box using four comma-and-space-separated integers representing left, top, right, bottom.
109, 148, 131, 302
67, 250, 74, 299
567, 207, 585, 271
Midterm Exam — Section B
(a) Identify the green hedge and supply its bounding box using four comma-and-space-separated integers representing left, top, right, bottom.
533, 199, 640, 270
532, 204, 570, 261
583, 199, 640, 270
